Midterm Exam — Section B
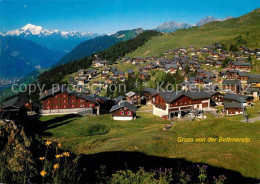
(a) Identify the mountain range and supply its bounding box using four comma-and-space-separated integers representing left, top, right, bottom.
1, 24, 101, 52
155, 16, 233, 33
0, 35, 64, 79
55, 28, 144, 66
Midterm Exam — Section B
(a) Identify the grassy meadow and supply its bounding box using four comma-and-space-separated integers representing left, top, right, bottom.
38, 102, 260, 180
126, 9, 260, 58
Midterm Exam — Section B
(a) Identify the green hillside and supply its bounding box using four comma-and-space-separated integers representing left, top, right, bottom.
126, 8, 260, 57
55, 28, 144, 66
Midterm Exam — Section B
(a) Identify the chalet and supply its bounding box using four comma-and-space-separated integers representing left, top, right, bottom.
236, 58, 246, 62
0, 96, 32, 120
226, 70, 239, 79
101, 73, 108, 78
134, 57, 145, 63
164, 64, 178, 73
223, 102, 244, 115
39, 86, 100, 115
127, 69, 134, 77
125, 91, 140, 105
228, 62, 252, 72
139, 72, 150, 80
195, 76, 204, 84
222, 80, 241, 94
143, 88, 158, 102
207, 91, 224, 106
193, 64, 201, 70
110, 101, 137, 120
256, 53, 260, 60
203, 78, 213, 86
152, 91, 211, 119
93, 59, 107, 67
223, 93, 253, 106
247, 78, 260, 87
212, 51, 219, 58
237, 72, 249, 81
219, 71, 227, 78
244, 87, 260, 100
78, 69, 85, 75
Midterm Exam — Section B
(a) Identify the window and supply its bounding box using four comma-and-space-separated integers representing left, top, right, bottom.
120, 111, 124, 115
64, 105, 67, 108
127, 111, 132, 116
55, 95, 58, 98
64, 100, 66, 103
64, 95, 66, 98
56, 105, 58, 109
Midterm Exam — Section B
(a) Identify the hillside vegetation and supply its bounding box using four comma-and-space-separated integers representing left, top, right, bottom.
38, 104, 260, 180
127, 8, 260, 57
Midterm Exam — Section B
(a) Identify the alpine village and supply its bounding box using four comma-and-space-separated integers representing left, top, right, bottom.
0, 7, 260, 184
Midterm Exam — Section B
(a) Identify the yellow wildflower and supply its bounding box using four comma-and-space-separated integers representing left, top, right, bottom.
55, 154, 63, 159
53, 163, 59, 170
62, 152, 70, 157
40, 170, 47, 177
39, 157, 45, 161
58, 143, 62, 148
45, 140, 52, 146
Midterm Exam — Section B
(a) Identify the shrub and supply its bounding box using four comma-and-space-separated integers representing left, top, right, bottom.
86, 124, 110, 136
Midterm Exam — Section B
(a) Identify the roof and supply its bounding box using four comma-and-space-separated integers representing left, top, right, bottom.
114, 96, 125, 103
1, 96, 28, 109
155, 90, 211, 103
110, 101, 137, 112
223, 93, 250, 103
247, 78, 260, 83
238, 72, 249, 77
125, 91, 136, 97
143, 88, 158, 95
39, 85, 67, 100
230, 61, 252, 66
246, 87, 260, 92
222, 80, 241, 85
39, 86, 99, 104
224, 102, 243, 109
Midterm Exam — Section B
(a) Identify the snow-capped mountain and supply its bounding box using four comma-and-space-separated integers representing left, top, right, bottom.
195, 16, 233, 26
155, 16, 233, 33
1, 24, 101, 52
155, 21, 192, 33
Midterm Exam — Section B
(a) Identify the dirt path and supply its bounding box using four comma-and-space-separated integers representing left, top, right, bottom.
241, 116, 260, 123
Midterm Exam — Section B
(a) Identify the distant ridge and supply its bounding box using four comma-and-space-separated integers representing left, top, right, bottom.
155, 16, 233, 33
0, 24, 101, 52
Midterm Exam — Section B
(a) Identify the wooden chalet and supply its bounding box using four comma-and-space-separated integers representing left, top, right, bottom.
152, 91, 211, 119
222, 80, 241, 94
143, 88, 158, 102
223, 102, 244, 115
0, 96, 32, 120
110, 101, 137, 120
223, 93, 253, 106
228, 61, 252, 72
125, 91, 141, 105
39, 86, 100, 115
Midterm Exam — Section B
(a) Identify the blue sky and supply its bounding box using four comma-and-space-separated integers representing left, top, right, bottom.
0, 0, 259, 34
